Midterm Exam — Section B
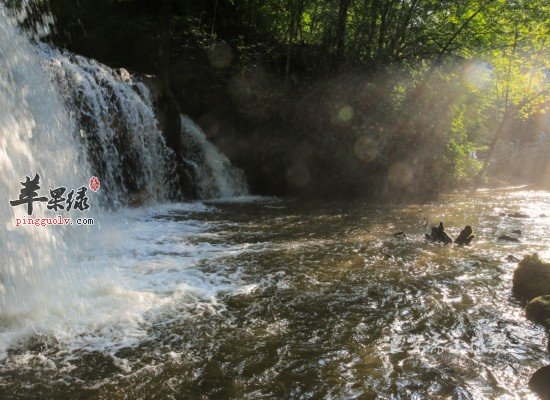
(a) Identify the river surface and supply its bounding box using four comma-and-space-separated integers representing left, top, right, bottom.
1, 190, 549, 399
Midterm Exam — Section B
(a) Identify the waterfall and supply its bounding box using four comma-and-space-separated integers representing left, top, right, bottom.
0, 3, 92, 356
181, 115, 248, 199
0, 3, 248, 359
40, 44, 176, 206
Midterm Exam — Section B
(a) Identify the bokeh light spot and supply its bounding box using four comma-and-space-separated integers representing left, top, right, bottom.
388, 162, 413, 188
354, 136, 378, 164
338, 105, 354, 123
463, 61, 492, 91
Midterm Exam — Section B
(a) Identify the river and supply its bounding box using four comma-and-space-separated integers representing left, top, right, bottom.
1, 190, 548, 399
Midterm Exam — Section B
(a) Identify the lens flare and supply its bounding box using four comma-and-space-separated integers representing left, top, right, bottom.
338, 105, 354, 123
388, 162, 413, 188
463, 61, 492, 91
354, 136, 378, 164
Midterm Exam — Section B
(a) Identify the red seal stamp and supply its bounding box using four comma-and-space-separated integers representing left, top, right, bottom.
89, 176, 100, 192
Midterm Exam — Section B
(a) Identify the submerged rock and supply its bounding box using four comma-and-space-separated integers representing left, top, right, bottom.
498, 235, 520, 243
526, 295, 550, 327
511, 229, 522, 235
529, 365, 550, 400
425, 222, 453, 244
508, 212, 529, 218
455, 225, 475, 246
506, 255, 520, 262
513, 254, 550, 301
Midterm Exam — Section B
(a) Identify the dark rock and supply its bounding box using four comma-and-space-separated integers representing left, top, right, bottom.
508, 212, 529, 218
513, 254, 550, 301
142, 76, 197, 199
455, 225, 475, 246
511, 229, 522, 235
506, 255, 520, 262
529, 365, 550, 400
541, 214, 548, 218
425, 222, 453, 244
526, 295, 550, 327
393, 231, 405, 237
499, 212, 507, 217
498, 235, 520, 243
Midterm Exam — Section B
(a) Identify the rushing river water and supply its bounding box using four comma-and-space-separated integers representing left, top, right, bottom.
1, 190, 549, 399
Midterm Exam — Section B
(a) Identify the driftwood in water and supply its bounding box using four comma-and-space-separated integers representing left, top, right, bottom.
425, 222, 453, 244
455, 225, 475, 246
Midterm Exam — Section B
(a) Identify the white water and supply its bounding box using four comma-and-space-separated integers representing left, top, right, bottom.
41, 44, 175, 206
0, 4, 250, 360
181, 115, 248, 199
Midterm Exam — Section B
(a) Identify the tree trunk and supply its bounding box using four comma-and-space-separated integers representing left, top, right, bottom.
335, 0, 352, 65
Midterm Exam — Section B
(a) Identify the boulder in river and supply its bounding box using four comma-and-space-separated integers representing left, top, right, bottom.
425, 222, 453, 244
454, 225, 475, 246
498, 235, 520, 243
529, 365, 550, 400
506, 255, 520, 262
511, 229, 522, 235
525, 295, 550, 327
512, 254, 550, 301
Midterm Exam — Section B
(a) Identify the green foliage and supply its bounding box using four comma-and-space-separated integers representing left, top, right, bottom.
21, 0, 550, 196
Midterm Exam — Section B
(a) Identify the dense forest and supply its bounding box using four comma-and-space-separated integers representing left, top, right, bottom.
19, 0, 550, 198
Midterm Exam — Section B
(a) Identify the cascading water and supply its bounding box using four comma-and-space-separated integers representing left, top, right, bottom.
40, 44, 176, 206
0, 2, 249, 362
181, 115, 248, 199
0, 3, 93, 357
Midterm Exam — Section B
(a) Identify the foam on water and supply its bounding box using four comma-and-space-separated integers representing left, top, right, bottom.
0, 3, 250, 361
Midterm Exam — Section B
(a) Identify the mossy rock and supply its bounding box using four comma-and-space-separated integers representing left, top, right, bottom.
512, 254, 550, 301
529, 365, 550, 400
526, 295, 550, 327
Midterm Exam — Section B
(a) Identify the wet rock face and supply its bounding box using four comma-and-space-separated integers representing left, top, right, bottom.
142, 76, 182, 158
526, 295, 550, 327
512, 254, 550, 301
529, 365, 550, 400
142, 76, 197, 199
